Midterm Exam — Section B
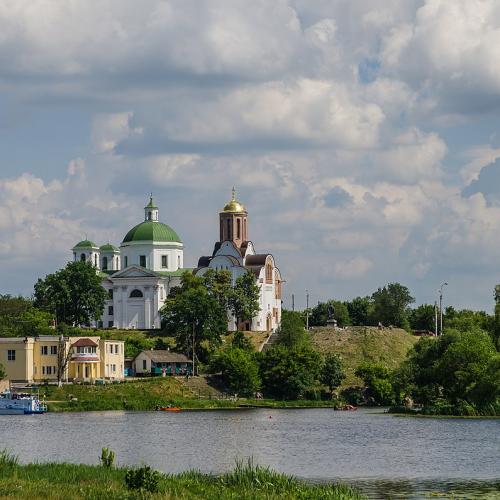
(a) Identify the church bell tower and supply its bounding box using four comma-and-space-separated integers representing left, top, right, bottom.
219, 188, 248, 248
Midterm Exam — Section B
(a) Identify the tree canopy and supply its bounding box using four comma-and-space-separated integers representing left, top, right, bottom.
371, 283, 414, 329
33, 261, 107, 326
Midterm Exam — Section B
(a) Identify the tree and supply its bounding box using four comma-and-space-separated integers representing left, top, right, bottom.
0, 363, 5, 380
346, 296, 373, 326
394, 329, 499, 410
209, 347, 261, 396
276, 310, 308, 348
56, 335, 73, 387
34, 261, 107, 326
355, 362, 395, 405
231, 331, 253, 351
321, 354, 345, 393
161, 272, 228, 362
229, 271, 261, 326
309, 301, 350, 327
409, 304, 436, 332
371, 283, 414, 329
0, 295, 52, 338
258, 345, 323, 399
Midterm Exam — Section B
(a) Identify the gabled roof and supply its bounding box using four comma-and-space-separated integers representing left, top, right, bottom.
71, 338, 98, 348
138, 350, 191, 363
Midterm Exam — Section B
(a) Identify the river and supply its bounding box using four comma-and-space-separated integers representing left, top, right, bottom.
0, 408, 498, 499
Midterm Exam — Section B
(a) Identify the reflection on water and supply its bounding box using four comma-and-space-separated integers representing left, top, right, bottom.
346, 479, 500, 499
0, 408, 498, 498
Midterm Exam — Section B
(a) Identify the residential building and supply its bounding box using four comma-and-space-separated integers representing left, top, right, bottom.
133, 350, 192, 376
0, 336, 125, 383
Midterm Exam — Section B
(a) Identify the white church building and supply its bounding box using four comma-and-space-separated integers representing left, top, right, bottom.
71, 192, 282, 332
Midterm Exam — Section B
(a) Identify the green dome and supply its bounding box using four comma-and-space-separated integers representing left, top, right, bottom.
122, 221, 181, 244
73, 239, 97, 249
100, 243, 119, 252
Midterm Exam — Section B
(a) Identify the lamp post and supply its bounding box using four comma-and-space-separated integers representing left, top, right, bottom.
305, 289, 309, 331
434, 301, 438, 336
439, 282, 448, 335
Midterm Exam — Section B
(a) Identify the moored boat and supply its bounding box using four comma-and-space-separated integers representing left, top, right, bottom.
0, 389, 47, 415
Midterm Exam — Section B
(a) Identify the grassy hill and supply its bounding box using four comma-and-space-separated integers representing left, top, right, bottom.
310, 326, 419, 387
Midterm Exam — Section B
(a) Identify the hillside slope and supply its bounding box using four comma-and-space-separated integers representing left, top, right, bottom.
310, 326, 419, 387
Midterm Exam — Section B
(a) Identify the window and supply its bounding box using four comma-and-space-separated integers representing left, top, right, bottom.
42, 366, 45, 375
7, 350, 15, 361
237, 218, 241, 238
108, 289, 113, 299
102, 256, 108, 270
226, 219, 231, 239
76, 346, 96, 354
50, 346, 57, 355
114, 344, 119, 354
161, 255, 168, 268
108, 321, 114, 328
80, 253, 86, 262
41, 346, 48, 356
73, 252, 76, 262
177, 255, 181, 268
147, 211, 152, 221
143, 359, 147, 370
129, 289, 143, 298
46, 366, 52, 375
112, 364, 116, 372
266, 261, 273, 284
124, 256, 128, 267
139, 255, 146, 267
94, 254, 98, 266
108, 305, 114, 316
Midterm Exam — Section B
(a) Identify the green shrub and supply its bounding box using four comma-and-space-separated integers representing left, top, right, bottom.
99, 447, 115, 468
125, 465, 160, 492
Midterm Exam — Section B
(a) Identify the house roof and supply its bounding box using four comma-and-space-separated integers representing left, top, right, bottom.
71, 338, 98, 347
139, 350, 191, 363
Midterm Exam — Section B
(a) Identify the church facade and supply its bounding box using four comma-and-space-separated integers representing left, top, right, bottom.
71, 192, 282, 332
195, 190, 282, 332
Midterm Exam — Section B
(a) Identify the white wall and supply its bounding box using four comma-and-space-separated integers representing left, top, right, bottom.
119, 242, 183, 272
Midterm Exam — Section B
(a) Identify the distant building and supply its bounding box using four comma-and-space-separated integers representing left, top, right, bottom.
133, 350, 192, 376
0, 336, 125, 383
70, 191, 283, 332
195, 189, 283, 332
71, 197, 188, 330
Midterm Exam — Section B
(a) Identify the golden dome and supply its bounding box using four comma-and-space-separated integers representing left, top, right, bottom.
221, 187, 246, 213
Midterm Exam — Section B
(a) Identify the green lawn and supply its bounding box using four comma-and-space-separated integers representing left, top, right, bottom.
41, 377, 237, 412
0, 458, 365, 499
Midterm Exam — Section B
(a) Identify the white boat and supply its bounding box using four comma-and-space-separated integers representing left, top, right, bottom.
0, 390, 47, 415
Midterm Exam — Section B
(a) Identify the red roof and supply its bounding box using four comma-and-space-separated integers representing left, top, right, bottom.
71, 338, 98, 347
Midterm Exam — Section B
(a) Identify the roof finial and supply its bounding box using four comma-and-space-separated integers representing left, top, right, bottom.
232, 186, 236, 201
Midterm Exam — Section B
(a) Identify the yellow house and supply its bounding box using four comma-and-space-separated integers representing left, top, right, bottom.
0, 336, 125, 383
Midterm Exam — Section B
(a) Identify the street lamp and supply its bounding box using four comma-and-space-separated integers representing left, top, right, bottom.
305, 289, 310, 331
439, 282, 448, 335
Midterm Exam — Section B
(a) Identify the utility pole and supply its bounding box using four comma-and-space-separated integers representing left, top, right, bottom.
439, 282, 448, 335
306, 289, 309, 330
434, 301, 438, 336
292, 294, 295, 312
192, 322, 195, 376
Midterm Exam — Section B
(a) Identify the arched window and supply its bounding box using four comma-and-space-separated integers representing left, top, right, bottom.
237, 219, 241, 239
80, 253, 86, 262
265, 261, 273, 284
129, 289, 143, 298
226, 219, 231, 240
102, 256, 108, 270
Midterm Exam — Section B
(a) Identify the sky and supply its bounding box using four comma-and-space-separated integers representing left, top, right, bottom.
1, 0, 500, 311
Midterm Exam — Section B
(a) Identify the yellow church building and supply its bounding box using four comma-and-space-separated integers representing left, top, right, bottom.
0, 336, 124, 383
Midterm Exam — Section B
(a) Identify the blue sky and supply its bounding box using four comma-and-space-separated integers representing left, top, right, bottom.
1, 0, 500, 311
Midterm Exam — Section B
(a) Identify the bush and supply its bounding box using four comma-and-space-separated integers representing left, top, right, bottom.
340, 387, 364, 406
125, 465, 160, 493
99, 448, 115, 468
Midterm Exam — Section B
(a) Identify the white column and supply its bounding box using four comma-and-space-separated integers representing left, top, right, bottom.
144, 286, 151, 329
121, 286, 128, 328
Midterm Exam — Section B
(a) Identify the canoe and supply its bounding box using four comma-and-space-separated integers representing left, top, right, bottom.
158, 407, 181, 412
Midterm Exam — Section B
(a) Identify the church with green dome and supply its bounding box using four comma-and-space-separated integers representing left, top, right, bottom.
71, 197, 188, 329
71, 191, 282, 332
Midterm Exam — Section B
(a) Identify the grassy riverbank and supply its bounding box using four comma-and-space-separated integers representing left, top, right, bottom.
42, 378, 238, 412
0, 455, 364, 499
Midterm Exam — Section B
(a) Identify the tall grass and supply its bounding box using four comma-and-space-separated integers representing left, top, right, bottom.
0, 450, 18, 468
0, 458, 365, 499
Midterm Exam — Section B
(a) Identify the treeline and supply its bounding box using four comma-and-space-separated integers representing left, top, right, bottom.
207, 311, 345, 400
308, 282, 500, 350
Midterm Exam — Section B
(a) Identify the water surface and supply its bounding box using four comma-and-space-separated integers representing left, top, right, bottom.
0, 408, 498, 498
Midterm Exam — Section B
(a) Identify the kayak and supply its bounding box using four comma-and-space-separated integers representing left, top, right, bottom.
158, 407, 181, 412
